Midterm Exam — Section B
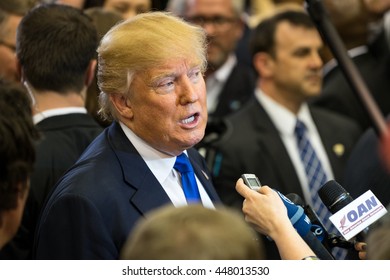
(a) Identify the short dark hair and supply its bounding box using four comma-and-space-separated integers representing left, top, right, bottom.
0, 79, 39, 211
16, 3, 98, 93
250, 10, 316, 58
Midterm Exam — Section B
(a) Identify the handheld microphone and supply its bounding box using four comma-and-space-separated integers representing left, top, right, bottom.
286, 193, 354, 250
286, 193, 328, 243
240, 174, 334, 259
318, 180, 368, 242
276, 191, 334, 259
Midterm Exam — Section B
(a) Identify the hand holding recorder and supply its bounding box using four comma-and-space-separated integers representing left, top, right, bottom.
236, 175, 318, 260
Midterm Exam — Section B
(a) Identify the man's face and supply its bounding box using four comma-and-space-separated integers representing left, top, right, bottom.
125, 58, 207, 156
185, 0, 243, 72
271, 22, 323, 100
0, 14, 21, 83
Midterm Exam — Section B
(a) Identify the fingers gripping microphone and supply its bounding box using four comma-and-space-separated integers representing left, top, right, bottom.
276, 191, 334, 259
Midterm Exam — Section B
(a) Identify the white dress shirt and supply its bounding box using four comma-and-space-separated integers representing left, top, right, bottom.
119, 122, 215, 209
255, 89, 335, 206
206, 54, 237, 113
33, 107, 87, 125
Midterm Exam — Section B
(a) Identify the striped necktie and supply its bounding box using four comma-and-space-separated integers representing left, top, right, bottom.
295, 119, 346, 259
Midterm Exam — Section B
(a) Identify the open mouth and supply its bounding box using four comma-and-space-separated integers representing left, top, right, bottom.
181, 113, 200, 124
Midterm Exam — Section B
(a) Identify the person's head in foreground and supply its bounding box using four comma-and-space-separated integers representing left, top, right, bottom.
0, 79, 39, 249
121, 204, 265, 259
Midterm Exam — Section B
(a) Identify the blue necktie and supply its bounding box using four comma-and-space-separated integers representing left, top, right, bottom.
174, 153, 201, 203
295, 119, 346, 259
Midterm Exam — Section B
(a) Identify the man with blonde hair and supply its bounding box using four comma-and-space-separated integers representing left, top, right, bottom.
34, 11, 221, 259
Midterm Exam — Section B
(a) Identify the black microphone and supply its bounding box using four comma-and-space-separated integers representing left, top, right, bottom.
286, 193, 354, 250
318, 180, 368, 242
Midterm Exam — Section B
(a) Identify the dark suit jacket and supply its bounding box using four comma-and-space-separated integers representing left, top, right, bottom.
311, 31, 390, 131
210, 99, 362, 259
33, 122, 221, 259
208, 63, 256, 121
0, 113, 103, 260
343, 127, 390, 208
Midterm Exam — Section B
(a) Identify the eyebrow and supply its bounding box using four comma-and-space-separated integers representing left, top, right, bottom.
149, 65, 201, 83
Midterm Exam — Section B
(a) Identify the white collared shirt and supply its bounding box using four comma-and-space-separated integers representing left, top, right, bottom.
33, 107, 87, 125
119, 122, 215, 209
206, 54, 237, 113
322, 45, 368, 77
255, 89, 335, 206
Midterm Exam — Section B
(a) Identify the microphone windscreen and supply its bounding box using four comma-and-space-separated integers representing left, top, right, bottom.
318, 180, 353, 213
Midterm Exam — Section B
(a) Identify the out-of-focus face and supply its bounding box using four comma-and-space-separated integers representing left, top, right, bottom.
0, 181, 29, 249
185, 0, 243, 72
0, 14, 21, 83
123, 59, 207, 156
103, 0, 151, 19
271, 21, 323, 101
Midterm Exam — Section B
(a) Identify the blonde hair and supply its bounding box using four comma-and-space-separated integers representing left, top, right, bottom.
121, 204, 264, 260
97, 11, 207, 121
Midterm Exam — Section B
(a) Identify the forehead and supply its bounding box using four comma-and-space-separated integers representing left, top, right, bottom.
141, 58, 201, 78
187, 0, 235, 15
274, 21, 322, 50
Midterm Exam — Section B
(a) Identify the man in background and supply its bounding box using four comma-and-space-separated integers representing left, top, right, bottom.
210, 9, 362, 259
0, 3, 103, 259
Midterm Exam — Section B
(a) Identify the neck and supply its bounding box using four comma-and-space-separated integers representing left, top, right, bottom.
259, 81, 303, 115
31, 89, 86, 116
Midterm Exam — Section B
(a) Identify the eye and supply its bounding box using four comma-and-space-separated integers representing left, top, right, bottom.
154, 78, 175, 94
188, 68, 202, 83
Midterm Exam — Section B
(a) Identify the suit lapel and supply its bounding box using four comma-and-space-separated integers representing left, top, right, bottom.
310, 108, 343, 180
188, 150, 221, 203
251, 102, 303, 195
107, 123, 172, 215
107, 123, 221, 213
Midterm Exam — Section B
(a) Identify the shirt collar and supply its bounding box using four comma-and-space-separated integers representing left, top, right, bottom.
119, 122, 186, 185
255, 88, 313, 136
33, 107, 87, 124
210, 54, 237, 83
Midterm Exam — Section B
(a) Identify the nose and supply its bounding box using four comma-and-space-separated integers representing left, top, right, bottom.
202, 22, 218, 36
178, 76, 200, 105
309, 51, 323, 69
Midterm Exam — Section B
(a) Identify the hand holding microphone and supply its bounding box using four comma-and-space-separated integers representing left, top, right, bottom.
236, 178, 291, 237
236, 177, 320, 260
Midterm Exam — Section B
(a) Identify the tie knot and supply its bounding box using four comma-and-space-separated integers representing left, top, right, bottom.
295, 119, 307, 138
174, 153, 193, 173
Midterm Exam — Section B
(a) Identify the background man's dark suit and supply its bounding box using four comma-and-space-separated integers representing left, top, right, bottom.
343, 126, 390, 208
311, 31, 390, 130
211, 100, 362, 210
209, 99, 362, 259
208, 63, 256, 122
33, 122, 221, 259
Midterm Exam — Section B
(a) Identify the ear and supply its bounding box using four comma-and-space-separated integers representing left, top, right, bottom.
85, 59, 97, 87
109, 93, 134, 119
253, 52, 274, 79
234, 17, 245, 39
